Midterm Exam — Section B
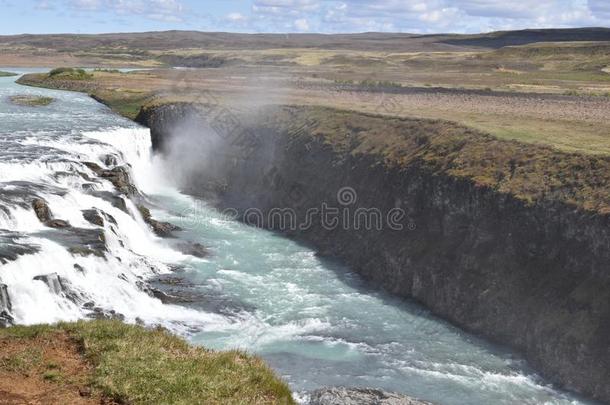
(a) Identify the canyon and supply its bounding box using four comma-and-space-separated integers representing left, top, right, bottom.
137, 102, 610, 403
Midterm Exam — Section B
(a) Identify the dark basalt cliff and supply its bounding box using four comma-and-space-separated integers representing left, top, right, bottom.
136, 103, 610, 403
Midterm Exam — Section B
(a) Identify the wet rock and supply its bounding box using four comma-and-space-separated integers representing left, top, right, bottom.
150, 275, 194, 287
142, 276, 199, 304
137, 205, 182, 237
150, 219, 181, 237
84, 162, 138, 196
68, 246, 105, 258
0, 282, 14, 328
45, 219, 70, 228
86, 191, 129, 214
150, 288, 173, 303
111, 196, 128, 213
52, 171, 75, 181
174, 242, 209, 258
0, 231, 39, 264
150, 275, 254, 315
102, 154, 119, 167
137, 205, 152, 221
0, 283, 12, 313
32, 198, 51, 222
101, 166, 138, 195
32, 198, 71, 229
0, 311, 14, 328
87, 307, 125, 321
33, 273, 65, 295
38, 226, 107, 258
83, 161, 104, 173
309, 387, 432, 405
103, 212, 117, 225
85, 162, 137, 195
78, 171, 95, 182
82, 209, 104, 226
81, 183, 97, 191
33, 273, 84, 305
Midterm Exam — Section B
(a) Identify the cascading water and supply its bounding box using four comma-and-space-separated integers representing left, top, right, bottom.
0, 71, 594, 405
0, 72, 225, 331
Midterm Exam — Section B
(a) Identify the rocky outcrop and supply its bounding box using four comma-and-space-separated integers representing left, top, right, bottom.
32, 198, 71, 228
83, 162, 138, 196
82, 209, 104, 226
33, 273, 65, 295
32, 198, 51, 222
0, 282, 13, 328
86, 307, 125, 321
137, 205, 181, 237
102, 153, 119, 167
173, 242, 208, 258
0, 231, 40, 264
137, 103, 610, 402
309, 387, 432, 405
33, 273, 84, 304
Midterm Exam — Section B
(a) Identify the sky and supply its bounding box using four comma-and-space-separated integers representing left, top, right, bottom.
0, 0, 609, 35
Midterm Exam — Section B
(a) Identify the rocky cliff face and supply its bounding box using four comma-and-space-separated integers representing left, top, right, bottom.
137, 103, 610, 403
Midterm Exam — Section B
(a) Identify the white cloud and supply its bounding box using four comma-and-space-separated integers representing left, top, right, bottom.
68, 0, 185, 22
31, 0, 610, 34
294, 18, 310, 30
227, 12, 247, 22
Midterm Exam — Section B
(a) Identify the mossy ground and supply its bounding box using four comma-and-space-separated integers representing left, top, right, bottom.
265, 105, 610, 213
16, 66, 610, 156
0, 320, 294, 404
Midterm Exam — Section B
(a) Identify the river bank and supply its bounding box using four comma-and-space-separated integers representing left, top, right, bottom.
0, 320, 294, 404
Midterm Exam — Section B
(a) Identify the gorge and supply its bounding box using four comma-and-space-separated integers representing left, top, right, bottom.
137, 102, 610, 403
0, 69, 606, 404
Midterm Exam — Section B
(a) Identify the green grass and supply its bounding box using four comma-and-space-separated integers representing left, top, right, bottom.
0, 347, 43, 373
269, 105, 610, 213
48, 67, 93, 80
9, 95, 54, 106
0, 71, 18, 77
92, 90, 153, 119
0, 320, 294, 405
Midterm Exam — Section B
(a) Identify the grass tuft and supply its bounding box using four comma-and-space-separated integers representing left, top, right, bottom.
10, 95, 54, 106
48, 67, 93, 80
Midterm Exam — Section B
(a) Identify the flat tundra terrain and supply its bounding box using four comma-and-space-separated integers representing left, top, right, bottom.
6, 29, 610, 155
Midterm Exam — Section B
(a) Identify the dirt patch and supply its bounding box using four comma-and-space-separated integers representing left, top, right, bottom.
0, 331, 104, 405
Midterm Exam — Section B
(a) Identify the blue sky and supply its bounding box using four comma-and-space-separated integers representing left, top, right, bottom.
0, 0, 609, 35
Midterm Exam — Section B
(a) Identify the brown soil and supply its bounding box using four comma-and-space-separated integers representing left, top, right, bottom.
0, 331, 105, 405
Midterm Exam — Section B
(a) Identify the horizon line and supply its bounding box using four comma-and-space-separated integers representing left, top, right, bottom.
1, 26, 609, 37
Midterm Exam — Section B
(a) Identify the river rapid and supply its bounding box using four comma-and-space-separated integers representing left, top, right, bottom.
0, 71, 593, 405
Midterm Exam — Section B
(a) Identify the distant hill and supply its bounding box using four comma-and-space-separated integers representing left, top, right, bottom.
440, 27, 610, 48
0, 31, 457, 52
1, 28, 608, 53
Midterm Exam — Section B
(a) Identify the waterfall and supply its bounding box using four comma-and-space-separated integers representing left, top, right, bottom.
0, 125, 225, 333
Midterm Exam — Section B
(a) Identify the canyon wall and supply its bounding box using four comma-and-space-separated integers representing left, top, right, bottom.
137, 103, 610, 403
